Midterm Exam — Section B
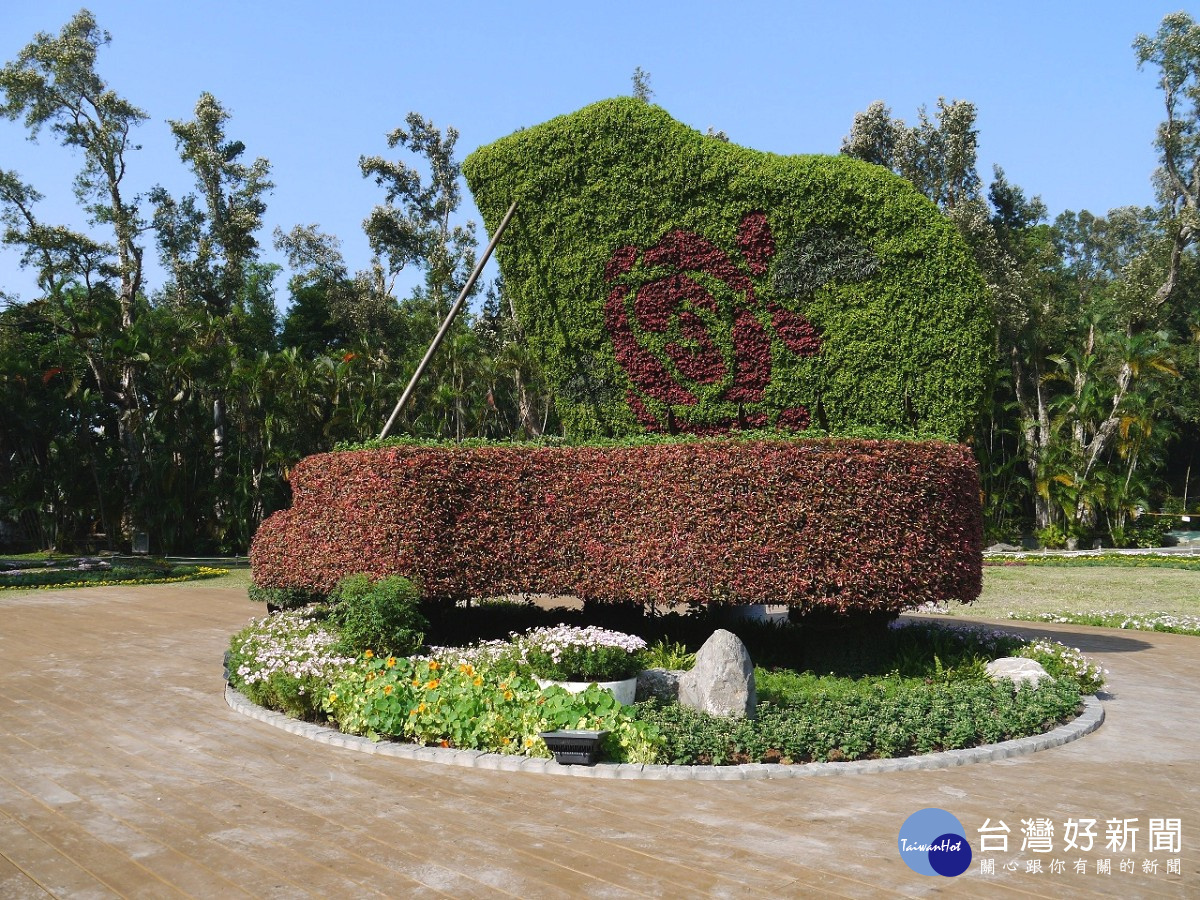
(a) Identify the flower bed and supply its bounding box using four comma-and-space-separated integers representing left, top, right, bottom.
227, 608, 1104, 767
0, 563, 227, 591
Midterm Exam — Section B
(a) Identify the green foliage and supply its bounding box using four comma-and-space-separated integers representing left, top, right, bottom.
636, 673, 1082, 765
464, 97, 990, 440
329, 573, 427, 657
323, 654, 661, 762
643, 640, 696, 670
1036, 524, 1069, 549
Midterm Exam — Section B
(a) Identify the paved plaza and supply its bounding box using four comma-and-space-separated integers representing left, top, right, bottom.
0, 582, 1196, 897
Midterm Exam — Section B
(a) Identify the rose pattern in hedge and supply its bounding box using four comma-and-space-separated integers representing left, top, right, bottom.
603, 212, 821, 434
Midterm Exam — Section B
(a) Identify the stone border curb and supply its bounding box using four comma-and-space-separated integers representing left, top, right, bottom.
225, 685, 1103, 780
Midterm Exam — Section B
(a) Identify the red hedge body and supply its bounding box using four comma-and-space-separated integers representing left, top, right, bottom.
250, 440, 983, 613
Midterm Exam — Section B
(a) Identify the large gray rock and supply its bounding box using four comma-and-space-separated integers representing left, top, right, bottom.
636, 668, 682, 703
986, 657, 1052, 688
677, 629, 756, 718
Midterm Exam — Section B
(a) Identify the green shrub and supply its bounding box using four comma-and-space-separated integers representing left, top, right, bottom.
635, 672, 1083, 765
330, 573, 427, 657
643, 639, 696, 670
1036, 524, 1068, 549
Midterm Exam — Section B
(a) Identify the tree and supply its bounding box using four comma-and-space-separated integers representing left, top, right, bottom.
843, 98, 1183, 543
359, 113, 482, 438
1135, 13, 1200, 306
149, 92, 276, 543
631, 66, 654, 103
0, 10, 151, 539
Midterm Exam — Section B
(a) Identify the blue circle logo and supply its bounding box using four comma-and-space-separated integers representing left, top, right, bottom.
898, 808, 972, 877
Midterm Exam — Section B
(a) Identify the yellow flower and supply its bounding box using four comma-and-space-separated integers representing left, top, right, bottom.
411, 679, 420, 687
459, 663, 474, 675
364, 650, 374, 659
418, 702, 427, 713
473, 677, 483, 687
386, 657, 397, 668
524, 738, 533, 747
366, 672, 375, 681
426, 679, 440, 690
409, 708, 417, 716
503, 690, 514, 701
328, 693, 337, 703
501, 737, 510, 745
383, 684, 394, 695
429, 660, 440, 671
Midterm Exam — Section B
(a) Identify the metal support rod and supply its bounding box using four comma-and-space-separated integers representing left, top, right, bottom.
379, 200, 518, 440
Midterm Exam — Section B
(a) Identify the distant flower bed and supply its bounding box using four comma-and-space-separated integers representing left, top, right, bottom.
1008, 610, 1200, 637
985, 554, 1200, 570
0, 564, 227, 591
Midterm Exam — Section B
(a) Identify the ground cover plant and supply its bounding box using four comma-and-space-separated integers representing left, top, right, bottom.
227, 575, 1103, 766
0, 561, 227, 591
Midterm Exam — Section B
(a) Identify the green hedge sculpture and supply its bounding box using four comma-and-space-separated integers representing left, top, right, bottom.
463, 98, 990, 439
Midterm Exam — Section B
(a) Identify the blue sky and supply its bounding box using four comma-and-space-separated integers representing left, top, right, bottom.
0, 1, 1189, 309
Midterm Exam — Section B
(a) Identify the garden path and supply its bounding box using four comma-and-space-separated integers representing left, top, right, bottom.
0, 583, 1196, 898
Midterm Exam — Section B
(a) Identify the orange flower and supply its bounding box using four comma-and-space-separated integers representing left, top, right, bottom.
503, 690, 514, 701
386, 657, 397, 668
473, 677, 483, 687
364, 650, 374, 659
426, 679, 440, 690
383, 684, 394, 695
428, 660, 440, 671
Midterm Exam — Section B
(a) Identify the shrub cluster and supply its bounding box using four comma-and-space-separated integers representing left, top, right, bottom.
635, 673, 1083, 765
250, 438, 982, 611
464, 97, 989, 440
328, 573, 426, 657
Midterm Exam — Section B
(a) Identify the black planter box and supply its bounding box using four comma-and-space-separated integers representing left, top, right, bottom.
539, 729, 609, 766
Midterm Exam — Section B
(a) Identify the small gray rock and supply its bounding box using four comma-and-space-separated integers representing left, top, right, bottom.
677, 629, 756, 718
636, 668, 682, 702
986, 657, 1052, 688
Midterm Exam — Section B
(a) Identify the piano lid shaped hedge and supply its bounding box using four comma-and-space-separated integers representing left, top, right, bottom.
250, 439, 983, 612
463, 97, 990, 440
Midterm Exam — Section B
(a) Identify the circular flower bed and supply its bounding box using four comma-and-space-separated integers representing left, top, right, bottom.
227, 602, 1106, 767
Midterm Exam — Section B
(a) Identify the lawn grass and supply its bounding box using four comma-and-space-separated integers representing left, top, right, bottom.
944, 565, 1200, 620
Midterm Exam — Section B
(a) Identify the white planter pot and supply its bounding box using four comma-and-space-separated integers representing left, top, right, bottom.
534, 675, 638, 705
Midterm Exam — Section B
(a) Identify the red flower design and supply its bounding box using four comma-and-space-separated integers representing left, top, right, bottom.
603, 212, 821, 431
